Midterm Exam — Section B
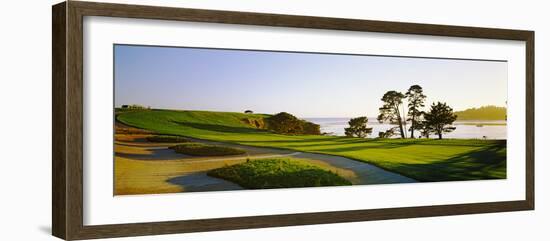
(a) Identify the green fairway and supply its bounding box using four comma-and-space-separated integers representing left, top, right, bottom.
208, 158, 352, 189
117, 109, 506, 181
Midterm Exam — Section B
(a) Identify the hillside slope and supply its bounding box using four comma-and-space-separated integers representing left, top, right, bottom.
117, 109, 271, 139
455, 105, 506, 120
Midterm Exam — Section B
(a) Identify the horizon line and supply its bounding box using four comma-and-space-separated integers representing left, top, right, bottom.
114, 105, 508, 118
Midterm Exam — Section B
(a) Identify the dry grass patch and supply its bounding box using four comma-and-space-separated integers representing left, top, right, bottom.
170, 143, 246, 156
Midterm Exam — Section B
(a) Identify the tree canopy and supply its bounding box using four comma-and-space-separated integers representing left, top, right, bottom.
423, 102, 457, 139
378, 91, 406, 138
405, 85, 426, 138
344, 117, 373, 138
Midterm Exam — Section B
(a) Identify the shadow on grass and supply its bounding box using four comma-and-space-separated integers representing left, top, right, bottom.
173, 121, 269, 134
239, 136, 504, 147
115, 147, 191, 160
166, 172, 243, 192
388, 142, 507, 181
294, 139, 431, 152
240, 136, 350, 143
312, 139, 499, 153
367, 138, 504, 148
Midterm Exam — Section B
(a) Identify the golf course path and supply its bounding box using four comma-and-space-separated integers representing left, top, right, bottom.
182, 138, 417, 185
294, 152, 416, 184
186, 137, 417, 185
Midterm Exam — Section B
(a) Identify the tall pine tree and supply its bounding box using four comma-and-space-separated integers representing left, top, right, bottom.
406, 85, 427, 138
378, 91, 406, 138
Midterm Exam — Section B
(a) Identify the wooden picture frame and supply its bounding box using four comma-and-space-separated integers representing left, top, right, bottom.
52, 1, 534, 240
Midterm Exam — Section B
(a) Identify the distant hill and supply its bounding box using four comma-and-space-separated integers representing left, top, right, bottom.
455, 106, 507, 120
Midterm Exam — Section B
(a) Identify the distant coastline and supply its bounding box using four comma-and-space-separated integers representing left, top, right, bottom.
305, 117, 506, 139
455, 105, 506, 120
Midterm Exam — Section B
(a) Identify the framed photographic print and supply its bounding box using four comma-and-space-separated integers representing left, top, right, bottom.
52, 1, 534, 240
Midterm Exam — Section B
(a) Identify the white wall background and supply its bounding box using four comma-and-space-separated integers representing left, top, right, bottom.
0, 0, 547, 240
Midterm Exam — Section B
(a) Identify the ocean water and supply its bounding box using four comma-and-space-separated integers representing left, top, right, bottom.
304, 118, 507, 139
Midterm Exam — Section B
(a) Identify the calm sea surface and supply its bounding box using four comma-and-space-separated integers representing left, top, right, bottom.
304, 117, 507, 139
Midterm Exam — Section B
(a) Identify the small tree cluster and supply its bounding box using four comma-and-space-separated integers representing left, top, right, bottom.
267, 112, 320, 135
378, 85, 457, 139
422, 102, 457, 139
121, 104, 146, 109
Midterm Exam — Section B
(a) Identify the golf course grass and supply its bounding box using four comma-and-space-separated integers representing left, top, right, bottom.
117, 109, 506, 181
208, 158, 352, 188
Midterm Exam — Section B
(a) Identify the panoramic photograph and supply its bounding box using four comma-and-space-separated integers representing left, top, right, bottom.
113, 44, 507, 195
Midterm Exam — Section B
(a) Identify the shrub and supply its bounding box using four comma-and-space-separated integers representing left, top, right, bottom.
146, 135, 190, 143
378, 126, 399, 138
242, 117, 266, 129
170, 143, 246, 156
266, 112, 304, 134
267, 112, 321, 135
208, 158, 351, 189
301, 121, 321, 135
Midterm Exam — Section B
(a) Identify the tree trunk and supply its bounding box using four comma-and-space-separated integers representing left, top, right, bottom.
438, 132, 442, 139
397, 117, 405, 138
410, 116, 415, 138
402, 104, 407, 139
395, 105, 405, 138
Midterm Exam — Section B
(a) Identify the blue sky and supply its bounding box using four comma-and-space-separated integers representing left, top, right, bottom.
114, 45, 507, 118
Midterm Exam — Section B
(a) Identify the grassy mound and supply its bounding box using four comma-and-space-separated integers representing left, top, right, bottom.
170, 143, 246, 156
146, 135, 190, 143
208, 158, 352, 189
